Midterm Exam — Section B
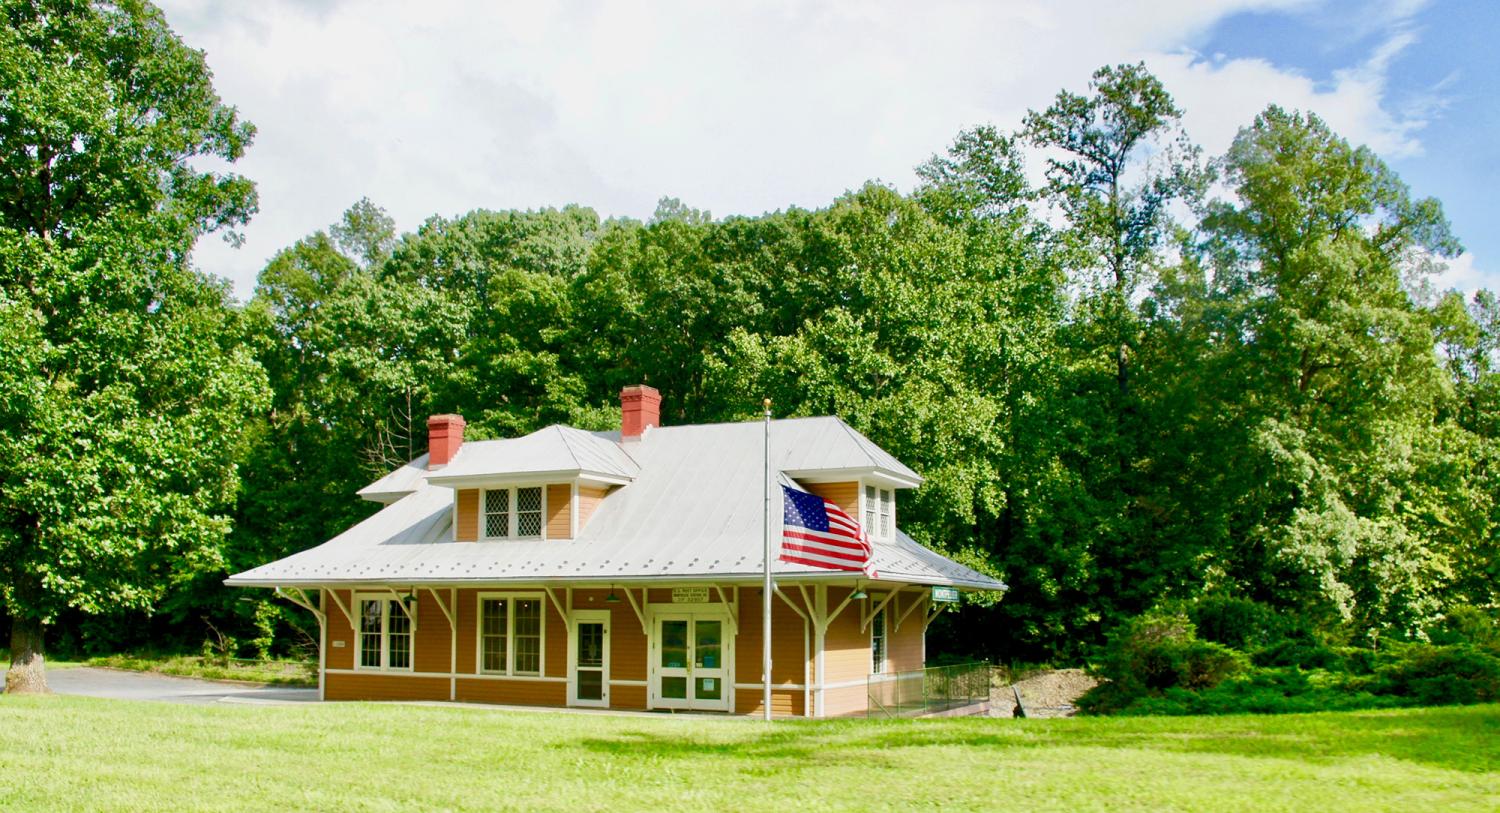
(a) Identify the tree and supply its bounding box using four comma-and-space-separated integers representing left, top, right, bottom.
0, 0, 267, 692
1198, 106, 1471, 632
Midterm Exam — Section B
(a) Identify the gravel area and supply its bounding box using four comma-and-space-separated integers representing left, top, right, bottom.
990, 669, 1098, 718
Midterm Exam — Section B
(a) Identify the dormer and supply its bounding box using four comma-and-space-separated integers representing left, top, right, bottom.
781, 417, 921, 542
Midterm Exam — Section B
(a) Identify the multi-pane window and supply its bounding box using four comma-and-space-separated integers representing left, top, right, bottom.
516, 487, 543, 537
357, 598, 413, 671
481, 487, 545, 540
481, 598, 508, 672
871, 603, 888, 674
478, 595, 544, 676
879, 489, 893, 538
864, 484, 894, 541
484, 489, 509, 538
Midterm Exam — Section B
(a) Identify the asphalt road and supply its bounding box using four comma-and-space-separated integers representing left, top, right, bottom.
10, 666, 317, 705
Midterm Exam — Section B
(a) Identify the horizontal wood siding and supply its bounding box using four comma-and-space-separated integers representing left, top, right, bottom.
610, 684, 647, 710
823, 684, 868, 717
889, 592, 926, 673
805, 481, 859, 518
455, 678, 566, 706
823, 587, 872, 686
577, 485, 610, 530
456, 588, 477, 674
455, 489, 479, 541
324, 589, 355, 670
734, 588, 810, 687
546, 483, 572, 539
735, 690, 803, 717
414, 589, 453, 674
570, 588, 648, 682
325, 673, 448, 701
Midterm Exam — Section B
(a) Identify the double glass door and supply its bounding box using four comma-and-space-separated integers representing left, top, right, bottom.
653, 614, 730, 711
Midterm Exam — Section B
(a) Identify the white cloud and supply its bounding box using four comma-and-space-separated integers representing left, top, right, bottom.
158, 0, 1490, 299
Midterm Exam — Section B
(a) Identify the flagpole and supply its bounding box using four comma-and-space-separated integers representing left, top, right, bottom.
762, 397, 773, 722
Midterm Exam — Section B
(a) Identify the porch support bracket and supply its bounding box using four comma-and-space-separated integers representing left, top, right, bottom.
623, 586, 647, 636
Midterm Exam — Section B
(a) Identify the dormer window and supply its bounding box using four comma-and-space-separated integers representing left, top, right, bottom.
864, 483, 894, 541
483, 486, 545, 540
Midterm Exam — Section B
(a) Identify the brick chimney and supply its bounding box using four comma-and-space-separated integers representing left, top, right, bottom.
620, 385, 661, 440
427, 414, 466, 468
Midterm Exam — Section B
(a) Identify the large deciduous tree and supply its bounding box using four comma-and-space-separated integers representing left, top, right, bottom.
0, 0, 267, 691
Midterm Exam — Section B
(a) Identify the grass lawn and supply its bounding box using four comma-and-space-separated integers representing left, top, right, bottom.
0, 696, 1494, 812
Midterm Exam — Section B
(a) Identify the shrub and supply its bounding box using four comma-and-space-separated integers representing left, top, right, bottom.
1190, 597, 1283, 652
1375, 644, 1500, 706
1426, 606, 1500, 651
1080, 607, 1248, 714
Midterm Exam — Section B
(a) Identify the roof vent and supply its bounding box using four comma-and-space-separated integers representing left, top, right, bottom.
620, 385, 661, 440
427, 414, 466, 468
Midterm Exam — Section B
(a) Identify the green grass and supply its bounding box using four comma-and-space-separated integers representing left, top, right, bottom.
0, 697, 1495, 811
83, 653, 316, 686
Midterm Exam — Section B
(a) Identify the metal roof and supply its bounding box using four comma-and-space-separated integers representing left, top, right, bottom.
228, 417, 1004, 591
427, 425, 640, 486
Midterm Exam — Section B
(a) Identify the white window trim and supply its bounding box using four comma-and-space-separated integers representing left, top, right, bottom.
870, 596, 889, 675
353, 592, 415, 673
860, 481, 895, 542
480, 485, 548, 542
475, 591, 547, 677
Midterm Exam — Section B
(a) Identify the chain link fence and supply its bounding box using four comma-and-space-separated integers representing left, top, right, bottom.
866, 661, 991, 718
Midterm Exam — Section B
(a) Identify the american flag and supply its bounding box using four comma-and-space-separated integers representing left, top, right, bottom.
780, 485, 877, 577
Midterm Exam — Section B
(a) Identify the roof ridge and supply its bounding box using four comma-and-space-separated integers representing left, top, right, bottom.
832, 415, 882, 469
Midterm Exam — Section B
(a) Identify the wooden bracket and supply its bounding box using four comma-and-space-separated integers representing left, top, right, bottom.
276, 587, 326, 625
714, 585, 739, 634
623, 586, 648, 636
895, 591, 926, 633
425, 587, 455, 630
385, 587, 417, 633
323, 588, 354, 628
861, 589, 900, 634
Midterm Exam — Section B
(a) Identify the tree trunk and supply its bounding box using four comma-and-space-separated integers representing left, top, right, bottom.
6, 615, 49, 694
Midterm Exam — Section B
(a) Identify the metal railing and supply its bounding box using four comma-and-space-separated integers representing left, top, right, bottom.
867, 661, 991, 718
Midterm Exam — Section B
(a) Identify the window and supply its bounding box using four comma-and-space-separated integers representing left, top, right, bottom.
357, 597, 413, 671
864, 484, 894, 541
477, 594, 544, 676
871, 602, 888, 674
481, 487, 546, 540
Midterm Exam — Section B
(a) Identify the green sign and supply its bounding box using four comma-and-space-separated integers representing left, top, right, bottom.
931, 585, 960, 604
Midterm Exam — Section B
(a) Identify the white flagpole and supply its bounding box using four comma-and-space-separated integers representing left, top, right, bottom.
762, 398, 773, 722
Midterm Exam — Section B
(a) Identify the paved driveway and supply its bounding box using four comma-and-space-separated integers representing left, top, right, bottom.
16, 667, 317, 705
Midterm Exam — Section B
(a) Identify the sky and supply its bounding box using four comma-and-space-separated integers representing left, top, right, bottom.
157, 0, 1498, 301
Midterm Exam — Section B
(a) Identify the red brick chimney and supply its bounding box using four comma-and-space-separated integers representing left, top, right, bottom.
427, 414, 466, 468
620, 385, 661, 440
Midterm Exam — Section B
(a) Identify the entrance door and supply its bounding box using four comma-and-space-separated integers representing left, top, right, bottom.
570, 611, 609, 708
652, 614, 730, 711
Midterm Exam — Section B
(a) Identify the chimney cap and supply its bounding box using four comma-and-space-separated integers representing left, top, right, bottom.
428, 413, 466, 427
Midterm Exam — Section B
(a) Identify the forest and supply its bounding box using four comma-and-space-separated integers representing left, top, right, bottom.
2, 2, 1497, 707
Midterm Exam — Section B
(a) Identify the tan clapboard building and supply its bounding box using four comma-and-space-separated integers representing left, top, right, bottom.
228, 386, 1005, 717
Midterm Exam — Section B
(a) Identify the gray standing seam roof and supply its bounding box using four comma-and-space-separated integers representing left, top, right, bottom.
228, 417, 1005, 591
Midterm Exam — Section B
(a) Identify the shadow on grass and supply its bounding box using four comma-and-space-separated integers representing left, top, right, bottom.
576, 705, 1499, 776
859, 705, 1500, 774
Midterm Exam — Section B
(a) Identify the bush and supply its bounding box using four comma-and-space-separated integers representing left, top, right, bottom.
1425, 606, 1500, 650
1375, 644, 1500, 706
1080, 607, 1248, 714
1190, 597, 1284, 652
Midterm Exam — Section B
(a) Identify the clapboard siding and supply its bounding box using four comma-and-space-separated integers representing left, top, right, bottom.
455, 489, 479, 541
546, 483, 572, 539
577, 485, 610, 530
326, 673, 448, 701
804, 481, 859, 518
455, 678, 566, 706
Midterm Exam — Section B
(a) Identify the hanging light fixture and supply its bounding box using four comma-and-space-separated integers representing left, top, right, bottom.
604, 586, 622, 604
850, 583, 869, 600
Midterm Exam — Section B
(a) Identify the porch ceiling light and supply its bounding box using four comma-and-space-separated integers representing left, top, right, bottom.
851, 588, 869, 600
604, 588, 622, 604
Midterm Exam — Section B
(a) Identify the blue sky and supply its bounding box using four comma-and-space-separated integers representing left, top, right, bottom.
164, 0, 1497, 298
1198, 0, 1498, 292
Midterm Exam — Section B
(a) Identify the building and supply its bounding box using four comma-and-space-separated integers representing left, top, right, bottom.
227, 386, 1006, 717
